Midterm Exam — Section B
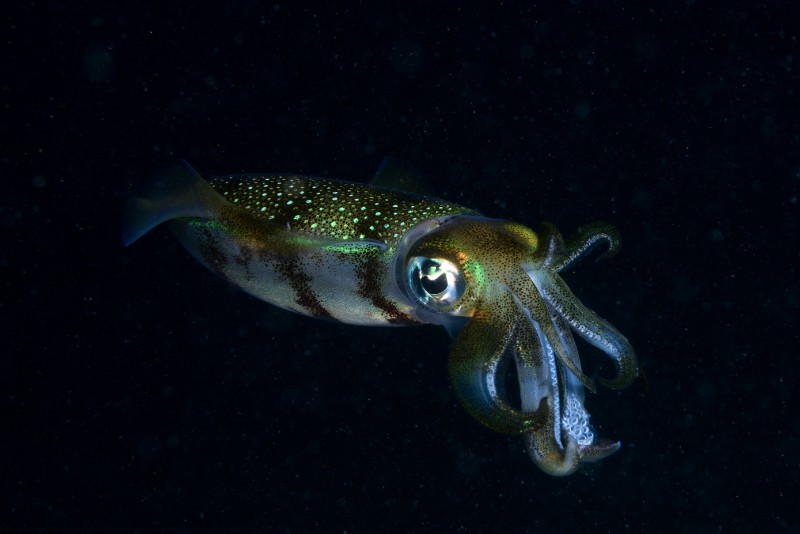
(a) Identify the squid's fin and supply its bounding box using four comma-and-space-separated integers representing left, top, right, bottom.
369, 156, 435, 197
122, 160, 225, 246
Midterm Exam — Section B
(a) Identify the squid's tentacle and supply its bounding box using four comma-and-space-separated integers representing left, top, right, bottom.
536, 222, 564, 271
548, 221, 622, 273
525, 434, 623, 476
509, 283, 597, 393
577, 438, 622, 463
548, 311, 587, 395
534, 271, 638, 389
515, 323, 580, 475
515, 321, 623, 474
448, 295, 547, 436
512, 321, 551, 413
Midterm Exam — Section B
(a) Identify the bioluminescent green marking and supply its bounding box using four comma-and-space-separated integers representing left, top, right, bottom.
208, 173, 470, 246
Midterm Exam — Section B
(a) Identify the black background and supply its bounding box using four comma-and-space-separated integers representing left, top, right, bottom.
5, 2, 798, 532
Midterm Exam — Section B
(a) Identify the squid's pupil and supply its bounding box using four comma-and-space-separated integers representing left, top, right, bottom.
421, 267, 448, 295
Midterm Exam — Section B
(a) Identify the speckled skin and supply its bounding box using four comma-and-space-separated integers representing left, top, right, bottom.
181, 173, 477, 325
209, 173, 473, 246
124, 161, 638, 476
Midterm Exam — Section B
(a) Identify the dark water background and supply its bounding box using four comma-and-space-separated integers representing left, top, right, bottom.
5, 2, 798, 532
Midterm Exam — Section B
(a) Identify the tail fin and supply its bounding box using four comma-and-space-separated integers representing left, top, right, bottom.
122, 161, 225, 246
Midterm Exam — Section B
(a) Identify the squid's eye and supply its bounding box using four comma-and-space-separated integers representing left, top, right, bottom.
407, 256, 466, 309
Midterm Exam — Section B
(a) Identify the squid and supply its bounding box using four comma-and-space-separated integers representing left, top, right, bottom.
123, 159, 638, 476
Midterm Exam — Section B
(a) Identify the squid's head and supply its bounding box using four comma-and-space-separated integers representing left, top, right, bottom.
394, 215, 637, 475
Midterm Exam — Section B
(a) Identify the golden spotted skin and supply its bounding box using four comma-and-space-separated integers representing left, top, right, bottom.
123, 160, 638, 476
209, 173, 475, 247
